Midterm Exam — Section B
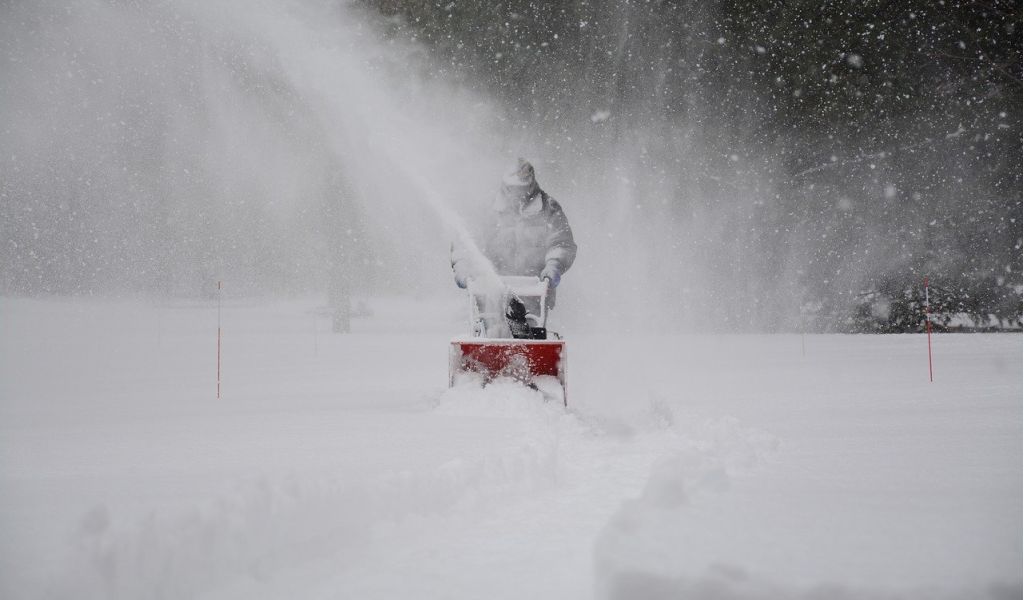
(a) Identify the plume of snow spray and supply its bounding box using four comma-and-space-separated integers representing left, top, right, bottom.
218, 0, 508, 295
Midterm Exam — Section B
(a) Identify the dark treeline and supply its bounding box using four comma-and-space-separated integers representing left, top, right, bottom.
367, 0, 1022, 331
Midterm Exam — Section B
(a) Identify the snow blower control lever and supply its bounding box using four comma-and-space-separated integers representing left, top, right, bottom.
505, 295, 547, 340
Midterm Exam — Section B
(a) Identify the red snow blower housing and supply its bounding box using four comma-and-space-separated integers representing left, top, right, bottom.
449, 276, 567, 405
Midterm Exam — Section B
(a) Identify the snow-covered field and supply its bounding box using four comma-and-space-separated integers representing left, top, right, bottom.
1, 295, 1020, 599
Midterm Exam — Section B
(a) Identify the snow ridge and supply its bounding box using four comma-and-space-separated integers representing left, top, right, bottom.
48, 383, 571, 599
592, 414, 1019, 600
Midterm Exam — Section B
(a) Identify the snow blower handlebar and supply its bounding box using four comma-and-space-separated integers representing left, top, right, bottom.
498, 275, 550, 327
465, 276, 549, 338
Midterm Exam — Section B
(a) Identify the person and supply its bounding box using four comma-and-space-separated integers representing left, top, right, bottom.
451, 158, 577, 309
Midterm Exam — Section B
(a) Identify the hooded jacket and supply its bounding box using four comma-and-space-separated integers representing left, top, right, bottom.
483, 189, 576, 277
451, 186, 577, 300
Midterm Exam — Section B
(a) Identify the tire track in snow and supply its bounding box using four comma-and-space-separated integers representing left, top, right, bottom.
289, 383, 781, 599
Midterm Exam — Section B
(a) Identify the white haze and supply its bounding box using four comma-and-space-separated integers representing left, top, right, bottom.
3, 0, 803, 331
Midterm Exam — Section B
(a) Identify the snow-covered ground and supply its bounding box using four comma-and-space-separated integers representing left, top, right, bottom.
0, 295, 1020, 599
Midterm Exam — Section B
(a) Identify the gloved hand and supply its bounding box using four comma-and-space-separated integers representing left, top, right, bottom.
540, 260, 561, 288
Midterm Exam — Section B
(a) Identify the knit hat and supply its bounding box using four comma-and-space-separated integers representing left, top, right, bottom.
500, 158, 540, 202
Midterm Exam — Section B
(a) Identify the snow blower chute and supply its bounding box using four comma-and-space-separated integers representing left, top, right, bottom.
449, 276, 567, 405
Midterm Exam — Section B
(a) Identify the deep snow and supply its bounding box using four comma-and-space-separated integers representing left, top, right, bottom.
0, 295, 1020, 599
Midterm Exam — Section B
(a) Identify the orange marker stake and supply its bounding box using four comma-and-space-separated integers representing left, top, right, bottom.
924, 277, 933, 382
217, 281, 222, 399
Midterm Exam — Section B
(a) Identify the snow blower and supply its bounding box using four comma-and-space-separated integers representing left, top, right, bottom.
449, 276, 567, 405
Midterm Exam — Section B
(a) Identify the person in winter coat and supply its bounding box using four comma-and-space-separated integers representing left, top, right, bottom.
451, 159, 577, 308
